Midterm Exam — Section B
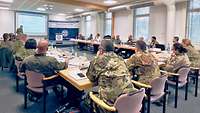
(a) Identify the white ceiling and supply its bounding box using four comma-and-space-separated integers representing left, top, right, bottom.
8, 0, 90, 15
0, 0, 188, 15
1, 0, 146, 14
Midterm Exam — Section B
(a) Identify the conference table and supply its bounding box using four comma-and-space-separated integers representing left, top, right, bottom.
47, 47, 93, 91
50, 47, 186, 110
69, 39, 137, 53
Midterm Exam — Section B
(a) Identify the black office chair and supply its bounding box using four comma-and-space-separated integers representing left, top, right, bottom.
155, 44, 165, 51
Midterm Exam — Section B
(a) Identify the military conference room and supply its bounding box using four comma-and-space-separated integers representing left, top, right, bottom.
1, 0, 200, 113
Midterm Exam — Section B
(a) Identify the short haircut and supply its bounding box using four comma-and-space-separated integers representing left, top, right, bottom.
136, 40, 147, 52
152, 36, 156, 40
24, 39, 37, 49
173, 43, 187, 53
174, 36, 179, 41
100, 39, 114, 52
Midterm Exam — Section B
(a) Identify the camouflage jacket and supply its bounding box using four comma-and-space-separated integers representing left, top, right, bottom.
185, 45, 200, 68
164, 53, 191, 73
0, 41, 12, 49
12, 40, 24, 54
126, 51, 160, 84
20, 53, 66, 77
86, 52, 136, 106
15, 49, 35, 61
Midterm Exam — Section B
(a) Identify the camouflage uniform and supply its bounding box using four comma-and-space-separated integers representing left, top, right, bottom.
15, 48, 35, 61
114, 39, 121, 44
0, 41, 12, 49
185, 45, 200, 68
20, 53, 66, 77
16, 27, 23, 35
126, 51, 160, 84
12, 40, 24, 54
86, 52, 137, 106
163, 54, 191, 73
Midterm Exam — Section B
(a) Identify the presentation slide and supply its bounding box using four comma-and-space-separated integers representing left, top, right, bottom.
16, 12, 48, 36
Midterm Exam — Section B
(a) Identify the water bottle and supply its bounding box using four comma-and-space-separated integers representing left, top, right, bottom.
166, 43, 170, 52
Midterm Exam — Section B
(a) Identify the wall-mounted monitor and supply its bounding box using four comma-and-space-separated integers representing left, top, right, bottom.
15, 12, 48, 36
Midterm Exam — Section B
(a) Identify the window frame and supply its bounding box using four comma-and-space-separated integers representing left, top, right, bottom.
104, 12, 112, 36
187, 0, 200, 43
133, 5, 150, 40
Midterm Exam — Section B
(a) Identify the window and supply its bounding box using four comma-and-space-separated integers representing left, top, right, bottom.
187, 0, 200, 43
104, 12, 112, 36
134, 6, 150, 40
85, 15, 92, 37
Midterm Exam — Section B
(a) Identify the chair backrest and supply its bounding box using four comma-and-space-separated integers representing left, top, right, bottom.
0, 47, 14, 68
151, 75, 168, 96
114, 88, 145, 113
25, 71, 44, 88
177, 67, 190, 82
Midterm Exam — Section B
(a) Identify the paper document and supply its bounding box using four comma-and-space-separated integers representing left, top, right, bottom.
68, 69, 87, 80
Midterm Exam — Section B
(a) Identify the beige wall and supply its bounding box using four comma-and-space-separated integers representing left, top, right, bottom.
149, 5, 167, 44
0, 10, 14, 39
113, 9, 133, 42
112, 1, 187, 44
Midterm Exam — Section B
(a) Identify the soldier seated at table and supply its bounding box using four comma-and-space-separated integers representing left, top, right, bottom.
15, 39, 37, 61
20, 40, 68, 101
163, 43, 191, 73
126, 40, 160, 84
81, 36, 137, 113
149, 36, 159, 48
126, 35, 136, 46
182, 39, 200, 68
114, 35, 122, 44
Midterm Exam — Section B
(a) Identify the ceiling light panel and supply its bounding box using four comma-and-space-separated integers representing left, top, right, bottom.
0, 0, 13, 3
104, 0, 118, 4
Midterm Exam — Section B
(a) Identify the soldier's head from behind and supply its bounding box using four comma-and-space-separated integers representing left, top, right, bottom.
136, 40, 147, 52
25, 39, 37, 50
182, 39, 193, 47
3, 33, 10, 42
172, 43, 187, 55
99, 35, 114, 53
37, 40, 49, 54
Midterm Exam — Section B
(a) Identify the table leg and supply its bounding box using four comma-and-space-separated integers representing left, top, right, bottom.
147, 88, 151, 113
60, 77, 84, 106
185, 76, 189, 100
175, 76, 178, 108
195, 70, 199, 97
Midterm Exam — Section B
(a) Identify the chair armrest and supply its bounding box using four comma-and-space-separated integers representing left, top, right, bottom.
131, 80, 152, 89
190, 67, 199, 70
89, 92, 116, 112
43, 75, 59, 81
160, 70, 179, 76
